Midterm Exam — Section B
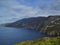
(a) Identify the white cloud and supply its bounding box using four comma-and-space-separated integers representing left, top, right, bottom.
0, 0, 42, 23
0, 0, 60, 23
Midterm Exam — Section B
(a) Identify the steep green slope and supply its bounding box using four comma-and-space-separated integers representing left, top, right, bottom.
14, 37, 60, 45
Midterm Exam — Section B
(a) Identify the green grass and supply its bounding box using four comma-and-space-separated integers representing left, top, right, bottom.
14, 37, 60, 45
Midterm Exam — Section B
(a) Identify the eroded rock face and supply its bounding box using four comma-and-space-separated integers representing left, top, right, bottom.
6, 15, 60, 36
41, 16, 60, 36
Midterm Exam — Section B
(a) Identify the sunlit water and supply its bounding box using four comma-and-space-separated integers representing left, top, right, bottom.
0, 27, 47, 45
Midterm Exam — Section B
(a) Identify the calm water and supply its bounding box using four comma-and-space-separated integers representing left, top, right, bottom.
0, 27, 47, 45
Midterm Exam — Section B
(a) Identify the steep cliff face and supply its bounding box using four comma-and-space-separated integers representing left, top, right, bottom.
6, 16, 60, 36
6, 17, 47, 30
41, 16, 60, 36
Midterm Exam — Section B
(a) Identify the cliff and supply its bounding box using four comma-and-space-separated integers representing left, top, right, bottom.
40, 16, 60, 36
6, 16, 60, 36
6, 17, 47, 29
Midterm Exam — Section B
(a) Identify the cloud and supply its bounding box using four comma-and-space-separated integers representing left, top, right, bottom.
41, 0, 60, 11
0, 0, 41, 23
0, 0, 60, 23
50, 0, 60, 11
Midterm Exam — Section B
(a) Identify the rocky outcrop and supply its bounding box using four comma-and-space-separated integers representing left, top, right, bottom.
40, 16, 60, 36
6, 16, 60, 36
6, 17, 47, 30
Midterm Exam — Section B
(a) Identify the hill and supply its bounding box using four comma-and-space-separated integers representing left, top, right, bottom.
6, 16, 60, 36
15, 37, 60, 45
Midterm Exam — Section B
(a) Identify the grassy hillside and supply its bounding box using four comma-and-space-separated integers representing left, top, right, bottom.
14, 37, 60, 45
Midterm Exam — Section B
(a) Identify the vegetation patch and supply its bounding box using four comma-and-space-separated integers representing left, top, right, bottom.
14, 37, 60, 45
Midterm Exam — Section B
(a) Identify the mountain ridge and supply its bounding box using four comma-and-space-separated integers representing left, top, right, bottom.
6, 15, 60, 36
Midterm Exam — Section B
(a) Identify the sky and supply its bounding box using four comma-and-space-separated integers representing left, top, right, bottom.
0, 0, 60, 23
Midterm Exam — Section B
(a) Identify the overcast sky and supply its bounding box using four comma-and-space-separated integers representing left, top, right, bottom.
0, 0, 60, 23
